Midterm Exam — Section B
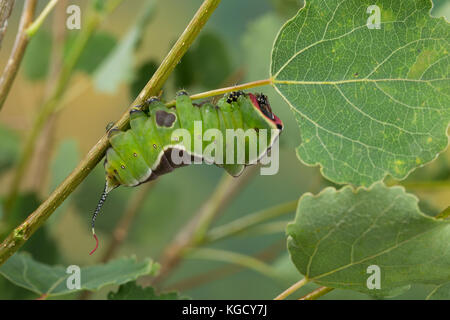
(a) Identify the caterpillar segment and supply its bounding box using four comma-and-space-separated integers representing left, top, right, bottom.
89, 91, 283, 255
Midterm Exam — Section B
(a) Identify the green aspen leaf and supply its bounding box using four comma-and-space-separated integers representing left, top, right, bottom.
130, 60, 158, 99
0, 253, 158, 297
47, 139, 80, 225
271, 0, 450, 186
107, 281, 187, 300
93, 0, 156, 93
193, 33, 232, 89
287, 182, 450, 297
426, 282, 450, 300
64, 32, 117, 74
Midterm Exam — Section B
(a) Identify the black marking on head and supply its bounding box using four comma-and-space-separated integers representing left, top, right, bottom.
146, 97, 160, 104
108, 128, 121, 138
226, 91, 245, 104
130, 108, 142, 114
176, 90, 188, 96
256, 93, 274, 120
155, 110, 176, 127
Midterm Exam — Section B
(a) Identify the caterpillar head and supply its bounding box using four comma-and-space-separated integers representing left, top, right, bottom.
247, 93, 283, 131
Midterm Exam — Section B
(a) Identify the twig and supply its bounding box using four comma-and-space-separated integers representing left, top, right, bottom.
25, 0, 59, 38
0, 0, 223, 267
166, 79, 272, 107
274, 278, 309, 300
299, 286, 334, 300
0, 0, 37, 111
0, 0, 15, 48
149, 166, 258, 285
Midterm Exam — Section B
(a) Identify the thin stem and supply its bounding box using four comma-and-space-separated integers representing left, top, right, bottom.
149, 166, 258, 286
0, 0, 222, 267
204, 200, 297, 243
185, 247, 281, 281
0, 0, 15, 48
436, 206, 450, 220
25, 0, 59, 38
274, 278, 309, 300
299, 286, 334, 300
165, 79, 272, 107
0, 0, 37, 111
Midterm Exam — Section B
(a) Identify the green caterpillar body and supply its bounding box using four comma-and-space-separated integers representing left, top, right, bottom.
89, 91, 283, 254
104, 91, 283, 192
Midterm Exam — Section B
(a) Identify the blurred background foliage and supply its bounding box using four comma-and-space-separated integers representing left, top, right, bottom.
0, 0, 448, 299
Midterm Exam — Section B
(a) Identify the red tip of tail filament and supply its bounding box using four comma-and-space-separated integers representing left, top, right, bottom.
89, 234, 99, 255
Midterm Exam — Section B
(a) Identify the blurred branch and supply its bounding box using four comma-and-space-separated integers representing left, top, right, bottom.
274, 278, 309, 300
24, 0, 59, 38
299, 286, 334, 300
150, 166, 258, 285
0, 0, 222, 267
3, 0, 124, 216
0, 0, 15, 48
165, 240, 284, 292
184, 247, 282, 281
29, 0, 67, 193
204, 200, 297, 243
0, 0, 36, 111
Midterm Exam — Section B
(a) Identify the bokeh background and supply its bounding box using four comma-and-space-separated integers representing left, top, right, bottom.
0, 0, 448, 299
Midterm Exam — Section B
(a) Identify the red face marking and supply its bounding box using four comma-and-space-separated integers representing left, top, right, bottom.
248, 93, 283, 130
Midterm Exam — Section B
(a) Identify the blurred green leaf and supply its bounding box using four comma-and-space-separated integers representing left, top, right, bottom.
427, 282, 450, 300
130, 60, 158, 99
47, 139, 80, 225
6, 193, 60, 265
93, 0, 156, 93
287, 182, 450, 297
65, 32, 117, 74
22, 29, 52, 81
270, 0, 303, 19
271, 0, 450, 186
107, 281, 187, 300
174, 48, 196, 89
0, 254, 158, 297
174, 32, 232, 90
194, 33, 231, 88
0, 124, 19, 174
